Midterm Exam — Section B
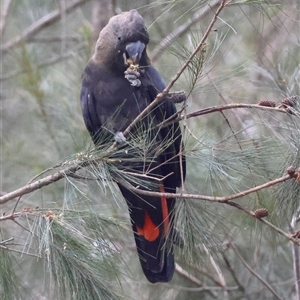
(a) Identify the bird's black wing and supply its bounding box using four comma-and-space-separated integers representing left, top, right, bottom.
145, 66, 186, 187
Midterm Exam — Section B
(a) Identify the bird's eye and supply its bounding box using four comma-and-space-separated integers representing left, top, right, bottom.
117, 36, 121, 41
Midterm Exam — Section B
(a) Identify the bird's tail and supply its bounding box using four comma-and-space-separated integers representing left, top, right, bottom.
118, 183, 176, 283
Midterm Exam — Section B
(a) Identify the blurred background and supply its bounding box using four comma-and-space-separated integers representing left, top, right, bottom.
1, 0, 300, 299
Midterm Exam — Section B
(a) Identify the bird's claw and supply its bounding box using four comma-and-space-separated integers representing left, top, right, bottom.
124, 69, 141, 87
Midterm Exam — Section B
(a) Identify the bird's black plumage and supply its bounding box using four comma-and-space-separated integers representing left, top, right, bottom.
80, 9, 185, 283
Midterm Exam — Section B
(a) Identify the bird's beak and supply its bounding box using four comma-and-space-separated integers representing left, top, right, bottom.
125, 41, 145, 64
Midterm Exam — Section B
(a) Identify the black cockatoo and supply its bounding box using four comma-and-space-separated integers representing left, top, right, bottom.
80, 9, 185, 283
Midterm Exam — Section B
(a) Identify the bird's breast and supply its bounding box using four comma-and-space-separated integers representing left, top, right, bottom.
95, 76, 153, 133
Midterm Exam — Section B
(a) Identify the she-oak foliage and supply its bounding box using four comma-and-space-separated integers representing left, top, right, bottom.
1, 1, 300, 300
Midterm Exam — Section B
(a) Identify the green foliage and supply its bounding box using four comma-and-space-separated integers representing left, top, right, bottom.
1, 0, 300, 299
0, 248, 28, 300
37, 213, 123, 300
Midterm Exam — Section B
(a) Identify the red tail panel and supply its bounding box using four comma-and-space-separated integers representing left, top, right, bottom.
136, 211, 159, 241
159, 183, 170, 237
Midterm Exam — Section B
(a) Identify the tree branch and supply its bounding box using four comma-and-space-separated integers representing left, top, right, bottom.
175, 264, 238, 295
0, 0, 13, 39
116, 173, 293, 204
0, 169, 72, 204
151, 0, 224, 63
229, 241, 283, 300
163, 0, 228, 94
226, 201, 300, 245
290, 206, 300, 300
1, 0, 89, 52
203, 244, 228, 299
165, 103, 288, 126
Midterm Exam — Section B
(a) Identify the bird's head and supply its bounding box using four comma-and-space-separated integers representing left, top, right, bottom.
93, 10, 150, 72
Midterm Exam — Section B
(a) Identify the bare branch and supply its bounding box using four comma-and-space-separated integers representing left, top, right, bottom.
0, 169, 70, 204
151, 0, 223, 63
0, 237, 14, 245
222, 254, 245, 292
229, 241, 283, 300
91, 0, 113, 47
0, 212, 22, 221
1, 0, 89, 52
116, 173, 300, 245
59, 0, 67, 55
290, 207, 300, 300
0, 0, 13, 39
175, 262, 204, 286
0, 245, 42, 259
165, 103, 288, 126
207, 74, 252, 138
226, 202, 300, 245
203, 244, 228, 299
163, 0, 228, 94
175, 263, 218, 297
27, 36, 80, 43
291, 236, 300, 300
116, 173, 293, 204
1, 51, 78, 81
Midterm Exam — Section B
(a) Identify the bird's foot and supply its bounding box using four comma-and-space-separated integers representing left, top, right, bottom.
124, 69, 141, 87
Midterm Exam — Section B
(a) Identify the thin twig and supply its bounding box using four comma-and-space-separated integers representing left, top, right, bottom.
0, 170, 71, 204
229, 241, 283, 300
175, 263, 218, 297
12, 219, 34, 235
290, 208, 300, 300
175, 263, 204, 286
0, 237, 14, 245
27, 36, 80, 43
163, 0, 228, 94
227, 201, 300, 245
291, 238, 300, 300
0, 212, 21, 221
186, 103, 287, 118
0, 0, 13, 39
0, 246, 42, 259
203, 244, 228, 299
171, 285, 238, 292
207, 74, 250, 136
151, 0, 223, 63
116, 173, 293, 204
118, 170, 173, 183
60, 0, 67, 56
1, 0, 88, 51
1, 47, 82, 82
222, 253, 245, 293
165, 103, 288, 126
